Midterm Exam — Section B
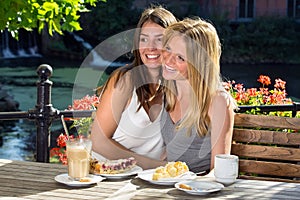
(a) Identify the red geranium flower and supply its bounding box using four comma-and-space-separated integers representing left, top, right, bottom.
257, 75, 271, 86
223, 74, 293, 107
56, 133, 68, 148
69, 95, 99, 111
50, 147, 61, 157
246, 88, 257, 97
274, 78, 286, 90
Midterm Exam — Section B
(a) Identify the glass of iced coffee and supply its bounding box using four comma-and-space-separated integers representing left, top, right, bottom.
66, 138, 92, 180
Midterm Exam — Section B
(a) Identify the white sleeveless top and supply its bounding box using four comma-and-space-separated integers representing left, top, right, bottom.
93, 90, 164, 160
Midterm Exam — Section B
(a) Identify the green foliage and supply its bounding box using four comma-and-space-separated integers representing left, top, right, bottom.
214, 16, 300, 64
0, 0, 105, 39
70, 117, 94, 136
79, 0, 139, 45
209, 12, 233, 54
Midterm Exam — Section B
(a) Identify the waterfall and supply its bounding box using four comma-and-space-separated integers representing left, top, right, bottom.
2, 30, 15, 58
1, 29, 41, 58
72, 34, 93, 50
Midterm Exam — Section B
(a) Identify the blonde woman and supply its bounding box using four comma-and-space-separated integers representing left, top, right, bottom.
161, 17, 237, 173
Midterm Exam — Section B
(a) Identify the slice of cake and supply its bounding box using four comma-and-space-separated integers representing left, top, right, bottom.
90, 157, 137, 174
152, 161, 189, 180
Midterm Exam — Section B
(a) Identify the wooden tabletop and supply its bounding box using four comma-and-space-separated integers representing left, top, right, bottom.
0, 159, 299, 200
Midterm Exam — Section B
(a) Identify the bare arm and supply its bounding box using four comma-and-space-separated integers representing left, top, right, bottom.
208, 92, 235, 170
90, 72, 165, 169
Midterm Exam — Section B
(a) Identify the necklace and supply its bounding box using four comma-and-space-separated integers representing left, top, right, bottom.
146, 79, 162, 102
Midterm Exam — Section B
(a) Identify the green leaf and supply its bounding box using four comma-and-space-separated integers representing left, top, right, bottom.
38, 21, 45, 33
53, 19, 63, 35
69, 21, 82, 31
38, 9, 47, 16
48, 19, 53, 36
65, 6, 72, 15
43, 2, 59, 12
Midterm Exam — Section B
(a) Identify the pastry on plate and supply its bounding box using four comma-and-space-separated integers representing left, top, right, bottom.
90, 157, 137, 174
152, 161, 189, 180
179, 183, 192, 190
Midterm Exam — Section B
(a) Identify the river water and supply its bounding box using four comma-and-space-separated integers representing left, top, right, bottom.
0, 57, 300, 161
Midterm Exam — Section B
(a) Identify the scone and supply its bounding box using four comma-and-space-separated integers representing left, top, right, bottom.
152, 161, 189, 180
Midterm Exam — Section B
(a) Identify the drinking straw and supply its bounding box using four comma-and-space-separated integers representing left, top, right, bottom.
61, 115, 70, 140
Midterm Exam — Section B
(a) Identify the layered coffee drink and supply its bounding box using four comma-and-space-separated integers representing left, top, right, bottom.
66, 138, 92, 180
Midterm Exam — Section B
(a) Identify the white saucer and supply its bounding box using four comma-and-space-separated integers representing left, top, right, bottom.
175, 180, 224, 195
137, 169, 196, 186
55, 173, 105, 187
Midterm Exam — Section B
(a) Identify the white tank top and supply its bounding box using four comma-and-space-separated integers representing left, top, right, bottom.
110, 90, 164, 159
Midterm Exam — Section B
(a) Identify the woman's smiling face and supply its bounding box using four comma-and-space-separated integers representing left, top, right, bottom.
139, 21, 165, 69
162, 35, 188, 80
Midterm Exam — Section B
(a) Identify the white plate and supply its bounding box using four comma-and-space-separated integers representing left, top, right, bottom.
55, 173, 105, 187
96, 166, 143, 179
175, 180, 224, 195
137, 169, 197, 186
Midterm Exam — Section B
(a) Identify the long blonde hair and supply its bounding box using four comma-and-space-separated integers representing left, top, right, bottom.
164, 17, 223, 136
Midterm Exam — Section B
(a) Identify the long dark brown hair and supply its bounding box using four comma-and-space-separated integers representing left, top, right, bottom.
104, 5, 177, 111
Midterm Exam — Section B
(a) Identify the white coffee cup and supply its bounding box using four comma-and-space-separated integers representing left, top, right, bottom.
214, 154, 239, 185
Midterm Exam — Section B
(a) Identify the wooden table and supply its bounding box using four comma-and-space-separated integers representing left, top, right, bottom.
0, 159, 299, 200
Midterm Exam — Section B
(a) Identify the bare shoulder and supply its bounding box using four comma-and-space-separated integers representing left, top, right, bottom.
106, 69, 134, 95
209, 90, 236, 117
97, 69, 134, 113
212, 91, 232, 106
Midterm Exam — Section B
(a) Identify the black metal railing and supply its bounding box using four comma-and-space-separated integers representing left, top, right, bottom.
0, 64, 300, 163
0, 64, 93, 163
236, 103, 300, 117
